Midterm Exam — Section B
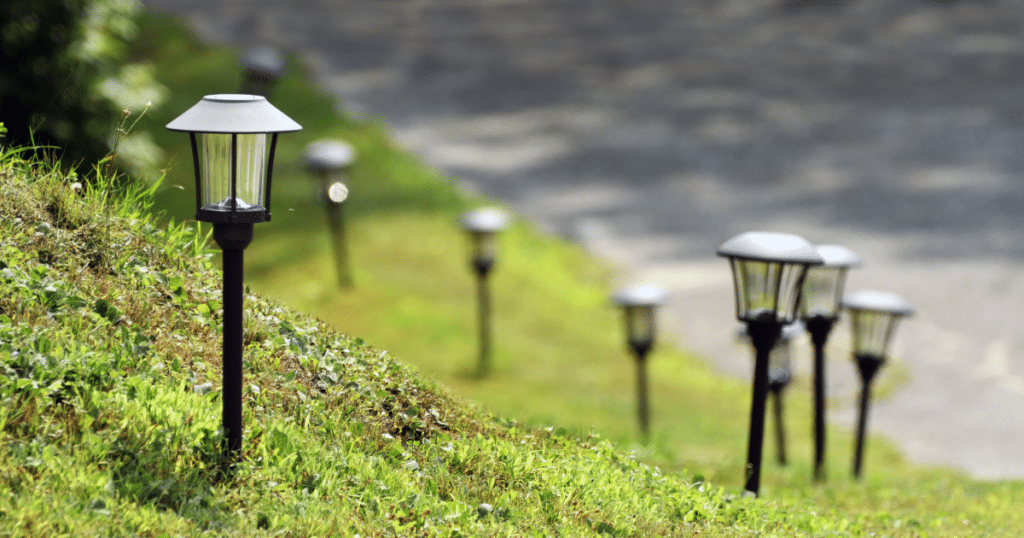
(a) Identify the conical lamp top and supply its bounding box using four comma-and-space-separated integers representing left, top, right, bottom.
842, 290, 914, 316
717, 231, 823, 264
166, 94, 302, 134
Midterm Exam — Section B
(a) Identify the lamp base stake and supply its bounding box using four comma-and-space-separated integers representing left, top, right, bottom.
805, 315, 835, 482
852, 354, 883, 480
214, 223, 254, 456
326, 202, 352, 288
853, 381, 872, 479
475, 269, 492, 377
770, 387, 787, 466
630, 342, 653, 443
744, 320, 782, 497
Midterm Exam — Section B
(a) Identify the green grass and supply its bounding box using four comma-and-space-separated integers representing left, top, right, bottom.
0, 7, 1022, 536
5, 132, 1024, 538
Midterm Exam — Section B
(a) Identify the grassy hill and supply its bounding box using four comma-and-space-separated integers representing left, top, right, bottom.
0, 144, 835, 536
1, 8, 1023, 537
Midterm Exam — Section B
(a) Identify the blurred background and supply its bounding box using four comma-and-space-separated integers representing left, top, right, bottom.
121, 0, 1024, 478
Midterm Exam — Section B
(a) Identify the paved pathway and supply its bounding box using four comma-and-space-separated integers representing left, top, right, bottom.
144, 0, 1024, 479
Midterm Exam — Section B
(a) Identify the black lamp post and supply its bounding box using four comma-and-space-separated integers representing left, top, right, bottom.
718, 231, 822, 496
767, 322, 801, 466
612, 284, 667, 443
800, 244, 862, 481
842, 290, 913, 479
166, 94, 301, 455
738, 320, 801, 466
304, 140, 355, 288
461, 208, 509, 376
241, 46, 285, 97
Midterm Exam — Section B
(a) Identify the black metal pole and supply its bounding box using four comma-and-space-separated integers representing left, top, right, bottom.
852, 354, 883, 480
473, 258, 493, 376
805, 315, 835, 481
853, 381, 872, 479
630, 341, 653, 442
214, 223, 253, 456
770, 387, 786, 466
478, 274, 490, 375
744, 320, 782, 496
326, 201, 351, 287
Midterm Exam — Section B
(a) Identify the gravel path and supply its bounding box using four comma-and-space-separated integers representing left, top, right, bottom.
143, 0, 1024, 479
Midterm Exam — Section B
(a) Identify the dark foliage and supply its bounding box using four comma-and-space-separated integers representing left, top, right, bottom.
0, 0, 119, 169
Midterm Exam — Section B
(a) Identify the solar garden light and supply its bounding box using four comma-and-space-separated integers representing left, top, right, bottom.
800, 244, 862, 481
718, 231, 823, 497
166, 94, 301, 455
461, 208, 510, 376
303, 140, 356, 288
611, 284, 667, 443
241, 46, 286, 97
842, 290, 913, 480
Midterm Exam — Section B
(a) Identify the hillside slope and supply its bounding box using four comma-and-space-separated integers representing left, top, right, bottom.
0, 146, 797, 537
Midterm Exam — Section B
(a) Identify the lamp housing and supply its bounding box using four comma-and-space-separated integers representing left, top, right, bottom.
612, 285, 667, 354
243, 46, 285, 82
461, 207, 510, 274
717, 231, 823, 325
242, 46, 285, 96
304, 140, 355, 206
304, 140, 355, 176
801, 244, 862, 320
842, 290, 914, 359
167, 94, 301, 224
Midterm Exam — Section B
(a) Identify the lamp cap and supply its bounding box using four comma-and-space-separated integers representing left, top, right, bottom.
166, 94, 302, 133
717, 231, 823, 264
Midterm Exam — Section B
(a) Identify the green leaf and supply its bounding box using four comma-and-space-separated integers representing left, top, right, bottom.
93, 299, 111, 317
93, 299, 121, 322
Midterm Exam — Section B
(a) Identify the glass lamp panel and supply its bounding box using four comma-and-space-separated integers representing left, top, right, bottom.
200, 133, 269, 210
732, 259, 809, 323
802, 266, 846, 319
776, 263, 809, 323
850, 309, 900, 357
624, 305, 656, 346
